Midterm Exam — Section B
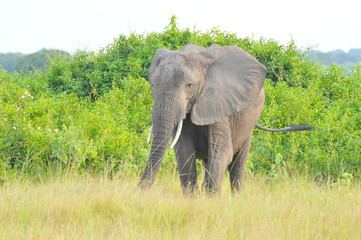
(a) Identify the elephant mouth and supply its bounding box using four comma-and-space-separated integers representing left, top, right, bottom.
147, 120, 183, 148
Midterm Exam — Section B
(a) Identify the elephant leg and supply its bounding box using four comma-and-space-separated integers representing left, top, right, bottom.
228, 135, 252, 192
203, 118, 233, 193
174, 133, 199, 195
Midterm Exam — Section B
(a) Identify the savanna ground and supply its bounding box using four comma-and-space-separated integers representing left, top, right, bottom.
1, 172, 360, 240
1, 17, 361, 239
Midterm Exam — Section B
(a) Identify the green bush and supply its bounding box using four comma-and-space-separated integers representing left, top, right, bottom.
0, 16, 360, 182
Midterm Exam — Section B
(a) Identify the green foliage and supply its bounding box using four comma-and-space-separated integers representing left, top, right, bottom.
0, 53, 22, 72
310, 49, 361, 74
0, 49, 69, 73
1, 16, 360, 182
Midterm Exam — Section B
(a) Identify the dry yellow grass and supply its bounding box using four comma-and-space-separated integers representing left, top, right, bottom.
0, 174, 360, 240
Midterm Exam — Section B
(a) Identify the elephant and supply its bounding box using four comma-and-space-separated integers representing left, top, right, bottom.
138, 44, 312, 194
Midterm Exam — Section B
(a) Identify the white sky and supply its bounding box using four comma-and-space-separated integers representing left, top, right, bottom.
1, 0, 360, 54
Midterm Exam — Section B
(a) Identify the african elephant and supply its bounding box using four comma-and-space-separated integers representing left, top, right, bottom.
138, 44, 312, 194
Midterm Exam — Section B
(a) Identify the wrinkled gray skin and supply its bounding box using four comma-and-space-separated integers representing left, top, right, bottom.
138, 44, 312, 194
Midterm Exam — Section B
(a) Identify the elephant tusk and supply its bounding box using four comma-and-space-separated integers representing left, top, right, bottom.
170, 120, 183, 148
147, 125, 153, 144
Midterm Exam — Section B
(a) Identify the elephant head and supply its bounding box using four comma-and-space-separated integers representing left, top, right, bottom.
138, 44, 267, 188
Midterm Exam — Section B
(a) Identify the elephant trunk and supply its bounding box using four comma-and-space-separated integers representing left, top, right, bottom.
138, 97, 182, 189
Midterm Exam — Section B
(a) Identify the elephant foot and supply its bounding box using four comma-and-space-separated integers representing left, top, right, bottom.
182, 185, 199, 197
202, 177, 221, 195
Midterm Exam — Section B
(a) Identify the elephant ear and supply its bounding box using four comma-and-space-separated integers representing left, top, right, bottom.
148, 48, 169, 82
191, 45, 267, 125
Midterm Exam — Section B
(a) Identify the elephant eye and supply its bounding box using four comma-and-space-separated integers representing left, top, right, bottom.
185, 83, 192, 91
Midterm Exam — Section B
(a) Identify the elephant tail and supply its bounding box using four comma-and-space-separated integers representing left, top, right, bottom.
255, 123, 313, 132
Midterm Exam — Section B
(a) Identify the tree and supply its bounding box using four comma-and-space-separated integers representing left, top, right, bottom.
0, 49, 69, 72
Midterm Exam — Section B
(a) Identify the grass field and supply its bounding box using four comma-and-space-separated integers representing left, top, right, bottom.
1, 173, 360, 240
1, 18, 361, 240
